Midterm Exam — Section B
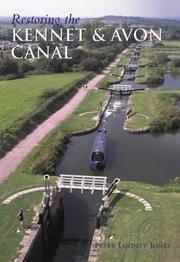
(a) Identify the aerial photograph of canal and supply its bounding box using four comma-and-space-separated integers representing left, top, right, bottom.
0, 0, 180, 261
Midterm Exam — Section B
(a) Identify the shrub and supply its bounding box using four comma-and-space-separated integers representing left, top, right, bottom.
80, 57, 102, 73
5, 73, 24, 80
30, 135, 69, 175
147, 75, 164, 85
171, 58, 180, 67
39, 89, 59, 103
156, 53, 169, 64
150, 109, 180, 132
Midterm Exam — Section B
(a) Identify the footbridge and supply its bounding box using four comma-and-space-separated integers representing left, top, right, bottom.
125, 64, 138, 72
108, 84, 146, 95
57, 174, 108, 194
57, 174, 121, 195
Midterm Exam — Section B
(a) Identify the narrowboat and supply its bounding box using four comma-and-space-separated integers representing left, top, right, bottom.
89, 129, 108, 169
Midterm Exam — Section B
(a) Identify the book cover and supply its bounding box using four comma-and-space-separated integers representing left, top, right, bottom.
0, 0, 180, 261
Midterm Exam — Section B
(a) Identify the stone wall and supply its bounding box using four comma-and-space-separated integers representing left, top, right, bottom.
21, 191, 64, 262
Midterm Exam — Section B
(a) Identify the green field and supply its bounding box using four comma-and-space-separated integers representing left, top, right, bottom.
125, 90, 180, 131
98, 181, 180, 262
0, 72, 86, 131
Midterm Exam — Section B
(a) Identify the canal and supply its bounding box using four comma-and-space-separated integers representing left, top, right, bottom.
51, 48, 180, 262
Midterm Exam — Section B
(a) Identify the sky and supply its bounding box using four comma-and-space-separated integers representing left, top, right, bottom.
1, 0, 180, 18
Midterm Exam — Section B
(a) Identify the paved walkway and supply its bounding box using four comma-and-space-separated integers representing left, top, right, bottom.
78, 111, 97, 116
121, 190, 153, 211
2, 187, 45, 204
0, 50, 127, 183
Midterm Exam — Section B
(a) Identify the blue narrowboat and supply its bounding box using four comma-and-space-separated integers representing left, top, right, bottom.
89, 129, 108, 169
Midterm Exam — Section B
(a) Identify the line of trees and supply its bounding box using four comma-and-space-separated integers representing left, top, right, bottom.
0, 21, 136, 80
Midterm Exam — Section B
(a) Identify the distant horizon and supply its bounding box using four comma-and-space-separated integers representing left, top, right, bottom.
1, 0, 180, 19
0, 14, 180, 20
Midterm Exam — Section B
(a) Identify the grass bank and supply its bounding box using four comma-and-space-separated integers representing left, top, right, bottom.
98, 181, 180, 262
124, 90, 180, 132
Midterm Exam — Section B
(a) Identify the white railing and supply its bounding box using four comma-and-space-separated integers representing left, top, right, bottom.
110, 84, 132, 91
126, 64, 138, 68
57, 174, 107, 194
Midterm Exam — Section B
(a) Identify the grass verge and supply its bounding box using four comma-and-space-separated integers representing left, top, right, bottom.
98, 181, 180, 262
0, 192, 42, 262
125, 90, 180, 131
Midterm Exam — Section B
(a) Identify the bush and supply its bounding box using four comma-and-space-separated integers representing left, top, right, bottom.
170, 67, 180, 75
39, 89, 58, 103
171, 58, 180, 67
0, 56, 19, 75
19, 61, 35, 74
156, 53, 169, 64
147, 75, 164, 85
30, 135, 69, 175
150, 109, 180, 132
80, 57, 102, 72
153, 43, 164, 48
5, 73, 24, 80
25, 69, 50, 76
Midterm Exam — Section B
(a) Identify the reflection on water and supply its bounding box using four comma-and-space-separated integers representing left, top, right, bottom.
160, 74, 180, 89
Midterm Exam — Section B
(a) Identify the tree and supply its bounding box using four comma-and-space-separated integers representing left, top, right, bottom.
80, 57, 101, 72
0, 56, 19, 75
172, 58, 180, 67
156, 53, 169, 64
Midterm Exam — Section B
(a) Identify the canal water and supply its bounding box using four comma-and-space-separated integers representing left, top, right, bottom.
160, 74, 180, 89
51, 191, 102, 262
51, 50, 180, 262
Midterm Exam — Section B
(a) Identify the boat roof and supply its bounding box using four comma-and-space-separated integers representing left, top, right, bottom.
91, 129, 107, 153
